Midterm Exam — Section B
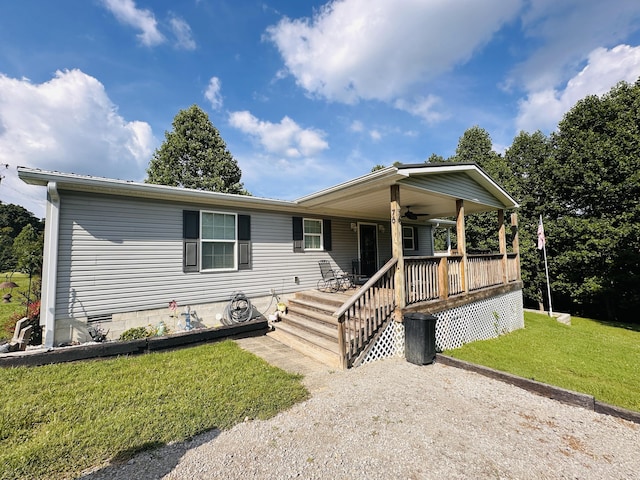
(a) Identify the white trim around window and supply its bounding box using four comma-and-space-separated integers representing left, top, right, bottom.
200, 211, 237, 271
303, 218, 323, 250
403, 225, 415, 250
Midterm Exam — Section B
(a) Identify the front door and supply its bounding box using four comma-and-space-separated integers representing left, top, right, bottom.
359, 224, 378, 277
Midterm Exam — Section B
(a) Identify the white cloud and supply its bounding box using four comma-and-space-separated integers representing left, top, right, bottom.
101, 0, 165, 46
169, 14, 196, 50
228, 111, 329, 158
0, 69, 156, 216
349, 120, 364, 133
516, 44, 640, 133
369, 130, 381, 142
394, 95, 448, 124
266, 0, 522, 103
513, 0, 640, 92
204, 77, 223, 110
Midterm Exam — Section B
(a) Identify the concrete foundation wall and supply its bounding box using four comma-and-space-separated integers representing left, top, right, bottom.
53, 293, 290, 345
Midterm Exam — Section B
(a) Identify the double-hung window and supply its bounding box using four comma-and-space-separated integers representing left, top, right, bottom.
201, 212, 236, 270
403, 226, 416, 250
304, 218, 323, 250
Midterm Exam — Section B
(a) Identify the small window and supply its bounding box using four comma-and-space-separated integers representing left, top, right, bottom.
304, 218, 323, 250
403, 226, 415, 250
201, 212, 236, 270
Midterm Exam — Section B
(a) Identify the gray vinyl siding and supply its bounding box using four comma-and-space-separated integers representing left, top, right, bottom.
400, 173, 504, 208
417, 225, 434, 255
55, 191, 367, 320
403, 224, 433, 257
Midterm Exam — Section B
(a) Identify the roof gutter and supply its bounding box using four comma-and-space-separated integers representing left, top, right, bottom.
18, 167, 299, 212
295, 166, 403, 205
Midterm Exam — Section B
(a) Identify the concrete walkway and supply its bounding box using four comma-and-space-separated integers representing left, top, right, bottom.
234, 334, 334, 393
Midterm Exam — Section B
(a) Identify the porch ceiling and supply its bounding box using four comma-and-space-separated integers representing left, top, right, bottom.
299, 186, 480, 221
296, 164, 518, 221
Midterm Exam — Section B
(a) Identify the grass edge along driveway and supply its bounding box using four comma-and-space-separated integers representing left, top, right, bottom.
0, 340, 309, 480
445, 311, 640, 413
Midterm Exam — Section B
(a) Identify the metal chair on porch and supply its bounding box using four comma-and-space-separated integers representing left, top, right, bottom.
351, 259, 370, 286
317, 260, 353, 292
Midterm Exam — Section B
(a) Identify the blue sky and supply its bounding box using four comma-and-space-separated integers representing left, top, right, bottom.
2, 0, 640, 218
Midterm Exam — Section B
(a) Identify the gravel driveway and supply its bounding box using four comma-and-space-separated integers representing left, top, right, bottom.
81, 345, 640, 480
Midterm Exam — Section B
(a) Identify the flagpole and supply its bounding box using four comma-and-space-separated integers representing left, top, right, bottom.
539, 215, 553, 317
542, 239, 553, 317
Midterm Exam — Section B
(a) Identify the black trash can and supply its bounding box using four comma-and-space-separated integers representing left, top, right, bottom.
404, 312, 437, 365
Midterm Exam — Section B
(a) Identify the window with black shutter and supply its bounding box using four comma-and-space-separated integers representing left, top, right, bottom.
183, 210, 251, 271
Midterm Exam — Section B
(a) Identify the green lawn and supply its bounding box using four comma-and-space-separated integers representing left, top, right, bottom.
445, 311, 640, 412
0, 340, 309, 480
0, 273, 32, 341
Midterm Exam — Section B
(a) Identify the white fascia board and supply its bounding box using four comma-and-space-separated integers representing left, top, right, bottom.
295, 166, 402, 206
18, 167, 299, 212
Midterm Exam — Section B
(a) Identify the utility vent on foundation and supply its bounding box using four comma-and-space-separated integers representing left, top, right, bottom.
88, 314, 112, 323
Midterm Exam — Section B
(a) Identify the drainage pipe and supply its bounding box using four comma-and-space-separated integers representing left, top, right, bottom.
40, 182, 60, 348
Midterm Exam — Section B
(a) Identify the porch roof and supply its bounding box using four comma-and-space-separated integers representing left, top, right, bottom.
296, 163, 519, 220
18, 163, 518, 220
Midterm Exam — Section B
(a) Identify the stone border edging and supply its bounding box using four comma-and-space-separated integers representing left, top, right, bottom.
435, 353, 640, 425
0, 320, 268, 368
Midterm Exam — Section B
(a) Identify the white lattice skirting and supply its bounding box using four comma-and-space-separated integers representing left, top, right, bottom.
360, 289, 524, 366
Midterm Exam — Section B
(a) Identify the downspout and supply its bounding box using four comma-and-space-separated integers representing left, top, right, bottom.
41, 182, 60, 348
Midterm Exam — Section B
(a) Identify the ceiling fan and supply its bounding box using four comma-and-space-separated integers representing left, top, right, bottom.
402, 206, 429, 220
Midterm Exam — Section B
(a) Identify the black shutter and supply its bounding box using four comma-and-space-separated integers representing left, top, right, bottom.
238, 215, 251, 270
292, 216, 303, 252
183, 210, 200, 272
238, 215, 251, 241
413, 226, 418, 251
323, 219, 332, 251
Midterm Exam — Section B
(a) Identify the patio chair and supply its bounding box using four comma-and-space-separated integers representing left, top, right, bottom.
317, 260, 353, 292
351, 259, 370, 286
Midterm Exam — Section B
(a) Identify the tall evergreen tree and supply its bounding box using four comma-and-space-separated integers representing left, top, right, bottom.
146, 105, 248, 194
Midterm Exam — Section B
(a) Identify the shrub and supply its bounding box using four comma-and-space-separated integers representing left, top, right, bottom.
119, 326, 150, 341
118, 322, 169, 341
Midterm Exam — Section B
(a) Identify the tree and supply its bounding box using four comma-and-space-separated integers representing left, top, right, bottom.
0, 203, 44, 271
545, 79, 640, 319
425, 153, 445, 163
12, 224, 44, 313
449, 126, 509, 252
146, 105, 248, 194
504, 131, 554, 309
13, 224, 43, 277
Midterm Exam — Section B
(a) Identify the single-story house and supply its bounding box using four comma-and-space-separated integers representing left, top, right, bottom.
19, 163, 523, 368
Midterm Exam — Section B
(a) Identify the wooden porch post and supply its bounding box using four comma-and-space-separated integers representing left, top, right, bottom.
511, 212, 521, 280
456, 199, 468, 293
498, 209, 507, 284
438, 257, 449, 300
390, 185, 405, 322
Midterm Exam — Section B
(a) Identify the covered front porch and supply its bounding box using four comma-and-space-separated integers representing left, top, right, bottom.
271, 163, 523, 369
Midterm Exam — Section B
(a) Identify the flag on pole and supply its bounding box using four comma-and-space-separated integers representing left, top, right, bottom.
537, 216, 546, 250
537, 214, 553, 316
